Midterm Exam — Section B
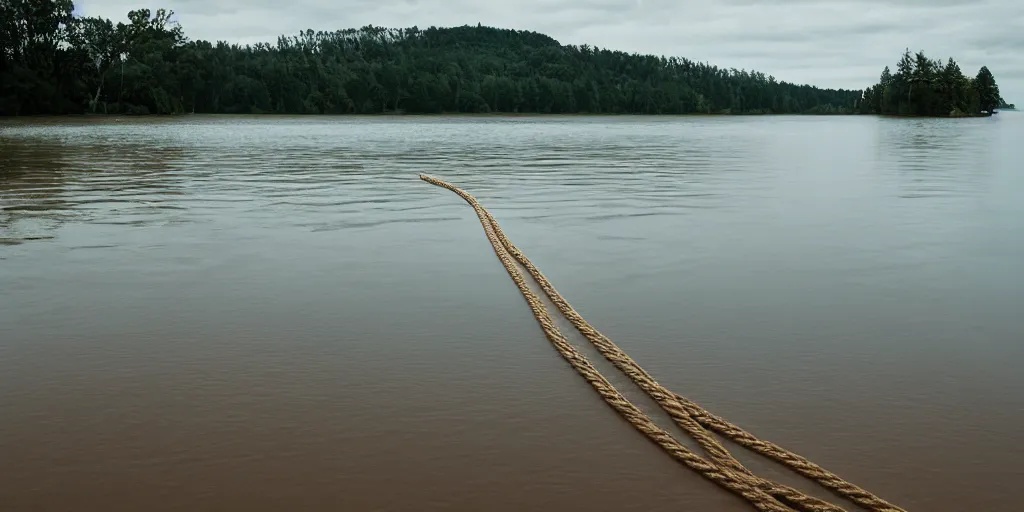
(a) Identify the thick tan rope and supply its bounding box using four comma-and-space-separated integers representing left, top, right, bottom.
420, 174, 792, 511
420, 174, 905, 512
480, 205, 904, 512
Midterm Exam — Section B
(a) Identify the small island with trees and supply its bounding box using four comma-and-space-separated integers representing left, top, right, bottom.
858, 50, 1005, 117
0, 3, 1011, 117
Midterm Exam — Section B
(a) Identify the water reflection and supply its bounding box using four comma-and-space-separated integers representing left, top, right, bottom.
875, 117, 994, 198
1, 139, 77, 245
1, 115, 1023, 512
1, 131, 191, 245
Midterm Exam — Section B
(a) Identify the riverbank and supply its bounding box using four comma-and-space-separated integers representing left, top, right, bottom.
2, 110, 1002, 121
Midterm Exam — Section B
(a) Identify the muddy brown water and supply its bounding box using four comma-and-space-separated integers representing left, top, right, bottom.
2, 115, 1023, 511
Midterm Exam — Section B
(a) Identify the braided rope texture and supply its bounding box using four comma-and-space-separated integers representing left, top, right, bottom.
420, 174, 905, 512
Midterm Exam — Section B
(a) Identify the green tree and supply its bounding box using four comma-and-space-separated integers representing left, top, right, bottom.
2, 7, 1005, 118
974, 66, 1000, 113
77, 16, 119, 113
0, 0, 81, 114
861, 50, 1001, 117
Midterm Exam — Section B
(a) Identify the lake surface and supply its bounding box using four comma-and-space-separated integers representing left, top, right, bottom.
2, 114, 1022, 511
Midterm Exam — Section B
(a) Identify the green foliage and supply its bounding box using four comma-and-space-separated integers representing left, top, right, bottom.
4, 4, 962, 117
859, 49, 1002, 117
974, 66, 1000, 113
0, 0, 82, 115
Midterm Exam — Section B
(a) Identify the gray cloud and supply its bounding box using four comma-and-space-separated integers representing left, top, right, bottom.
77, 0, 1022, 100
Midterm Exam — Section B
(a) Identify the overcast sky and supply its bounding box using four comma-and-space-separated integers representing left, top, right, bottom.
78, 0, 1021, 101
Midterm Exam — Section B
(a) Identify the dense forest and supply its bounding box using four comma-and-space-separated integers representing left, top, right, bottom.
858, 50, 1005, 116
0, 2, 1009, 116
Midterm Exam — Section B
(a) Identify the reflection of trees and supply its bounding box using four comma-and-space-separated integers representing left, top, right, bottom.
1, 138, 73, 245
875, 118, 993, 198
1, 125, 189, 246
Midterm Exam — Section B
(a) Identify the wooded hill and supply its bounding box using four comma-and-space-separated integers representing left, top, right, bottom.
0, 3, 1007, 117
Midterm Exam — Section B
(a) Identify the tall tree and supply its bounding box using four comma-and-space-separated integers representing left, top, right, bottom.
0, 6, 1009, 117
0, 0, 80, 114
77, 17, 119, 113
861, 50, 1003, 117
974, 66, 1000, 113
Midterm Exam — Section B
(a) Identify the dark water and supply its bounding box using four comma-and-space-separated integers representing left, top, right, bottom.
2, 115, 1022, 511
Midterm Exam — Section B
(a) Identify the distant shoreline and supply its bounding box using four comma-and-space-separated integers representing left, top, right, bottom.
1, 111, 999, 120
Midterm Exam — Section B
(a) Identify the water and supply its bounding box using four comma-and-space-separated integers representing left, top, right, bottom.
1, 115, 1022, 511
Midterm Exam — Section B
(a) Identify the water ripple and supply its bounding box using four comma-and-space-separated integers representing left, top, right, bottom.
0, 115, 1011, 248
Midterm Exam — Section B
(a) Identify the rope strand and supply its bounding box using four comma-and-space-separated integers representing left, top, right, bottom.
420, 174, 904, 512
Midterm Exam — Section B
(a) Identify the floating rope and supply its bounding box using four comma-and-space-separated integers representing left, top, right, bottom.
420, 174, 905, 512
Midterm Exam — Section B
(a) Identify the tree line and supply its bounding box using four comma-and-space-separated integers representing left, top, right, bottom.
858, 49, 1005, 116
0, 2, 1009, 117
